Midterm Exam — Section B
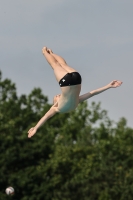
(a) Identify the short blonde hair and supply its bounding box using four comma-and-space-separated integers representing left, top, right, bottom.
53, 94, 60, 105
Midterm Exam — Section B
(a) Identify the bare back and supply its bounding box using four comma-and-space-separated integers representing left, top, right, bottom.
54, 84, 81, 113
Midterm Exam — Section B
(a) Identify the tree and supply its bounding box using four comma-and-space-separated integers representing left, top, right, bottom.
0, 70, 133, 200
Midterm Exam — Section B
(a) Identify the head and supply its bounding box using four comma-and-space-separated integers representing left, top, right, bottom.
53, 94, 61, 104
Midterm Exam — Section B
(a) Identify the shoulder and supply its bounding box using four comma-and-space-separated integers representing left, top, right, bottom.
50, 104, 60, 113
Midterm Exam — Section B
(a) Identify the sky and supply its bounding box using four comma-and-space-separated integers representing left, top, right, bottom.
0, 0, 133, 128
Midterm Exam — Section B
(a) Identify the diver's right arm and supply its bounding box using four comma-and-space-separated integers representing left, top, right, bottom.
79, 80, 122, 103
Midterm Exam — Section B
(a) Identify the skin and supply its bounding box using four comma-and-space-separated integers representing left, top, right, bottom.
28, 47, 123, 138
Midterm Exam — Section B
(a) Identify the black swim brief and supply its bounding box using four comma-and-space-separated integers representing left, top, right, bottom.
59, 72, 82, 87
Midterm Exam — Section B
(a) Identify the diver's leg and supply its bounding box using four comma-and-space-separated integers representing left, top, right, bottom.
42, 47, 67, 82
47, 49, 76, 73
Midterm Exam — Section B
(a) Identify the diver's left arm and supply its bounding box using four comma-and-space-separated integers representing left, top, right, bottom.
28, 107, 59, 138
79, 80, 123, 103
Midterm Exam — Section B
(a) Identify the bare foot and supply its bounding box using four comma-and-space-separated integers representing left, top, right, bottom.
42, 47, 48, 55
47, 48, 53, 54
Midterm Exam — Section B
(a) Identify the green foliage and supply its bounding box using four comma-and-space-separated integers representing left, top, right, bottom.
0, 70, 133, 200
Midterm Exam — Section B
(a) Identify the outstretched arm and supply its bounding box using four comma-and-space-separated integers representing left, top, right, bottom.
79, 80, 122, 103
28, 107, 58, 138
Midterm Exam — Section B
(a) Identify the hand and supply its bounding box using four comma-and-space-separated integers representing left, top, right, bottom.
28, 127, 37, 138
108, 80, 123, 88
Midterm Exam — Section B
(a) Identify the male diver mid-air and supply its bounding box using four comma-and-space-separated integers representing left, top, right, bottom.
28, 47, 122, 138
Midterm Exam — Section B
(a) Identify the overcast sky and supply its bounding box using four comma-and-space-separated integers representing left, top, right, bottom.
0, 0, 133, 128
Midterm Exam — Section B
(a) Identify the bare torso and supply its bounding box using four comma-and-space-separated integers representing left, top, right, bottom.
54, 84, 81, 113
